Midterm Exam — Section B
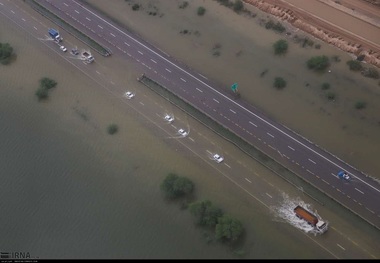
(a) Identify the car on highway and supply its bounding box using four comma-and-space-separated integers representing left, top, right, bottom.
124, 91, 135, 99
178, 128, 188, 137
212, 154, 224, 163
60, 45, 67, 52
164, 114, 174, 123
338, 170, 350, 181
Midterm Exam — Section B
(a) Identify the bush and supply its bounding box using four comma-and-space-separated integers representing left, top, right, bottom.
307, 56, 330, 71
315, 44, 321, 49
326, 92, 336, 100
273, 22, 285, 33
215, 215, 244, 242
132, 4, 140, 11
0, 42, 14, 65
273, 39, 288, 55
233, 0, 244, 12
160, 173, 194, 199
346, 60, 362, 71
197, 6, 206, 16
274, 77, 287, 89
362, 67, 379, 79
321, 82, 330, 90
355, 101, 366, 110
189, 200, 223, 227
265, 20, 275, 29
107, 124, 118, 135
179, 1, 189, 9
35, 86, 49, 100
40, 77, 57, 89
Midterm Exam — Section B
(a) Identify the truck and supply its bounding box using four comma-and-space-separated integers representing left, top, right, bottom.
294, 205, 328, 233
81, 51, 94, 63
48, 28, 62, 42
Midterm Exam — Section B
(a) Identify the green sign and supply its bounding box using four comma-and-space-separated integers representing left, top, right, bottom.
231, 83, 238, 92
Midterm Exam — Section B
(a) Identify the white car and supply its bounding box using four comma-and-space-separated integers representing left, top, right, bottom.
164, 114, 174, 123
213, 154, 224, 163
60, 45, 67, 52
124, 91, 135, 99
178, 128, 188, 137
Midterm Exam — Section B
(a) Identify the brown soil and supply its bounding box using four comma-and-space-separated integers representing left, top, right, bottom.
243, 0, 380, 68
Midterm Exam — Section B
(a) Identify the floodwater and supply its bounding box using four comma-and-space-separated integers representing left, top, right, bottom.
0, 0, 379, 259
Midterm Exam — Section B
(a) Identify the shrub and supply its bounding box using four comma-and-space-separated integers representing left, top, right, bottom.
273, 39, 288, 55
107, 124, 118, 135
35, 87, 49, 100
0, 42, 14, 65
265, 20, 275, 29
321, 82, 330, 90
273, 22, 285, 33
307, 56, 330, 71
189, 200, 223, 227
215, 215, 244, 242
179, 1, 189, 9
233, 0, 244, 12
315, 44, 321, 49
326, 92, 336, 100
346, 60, 362, 71
40, 77, 57, 89
132, 4, 140, 11
160, 173, 194, 199
197, 6, 206, 16
362, 67, 379, 79
274, 77, 287, 89
355, 101, 366, 110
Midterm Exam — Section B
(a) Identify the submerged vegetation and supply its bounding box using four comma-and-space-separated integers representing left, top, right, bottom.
307, 56, 330, 72
107, 124, 119, 135
0, 42, 14, 65
35, 77, 57, 101
273, 39, 288, 55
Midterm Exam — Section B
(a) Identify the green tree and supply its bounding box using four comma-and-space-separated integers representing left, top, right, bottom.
35, 86, 49, 100
273, 39, 288, 55
233, 0, 244, 12
215, 215, 244, 242
107, 124, 118, 135
273, 77, 287, 89
197, 6, 206, 16
161, 173, 194, 199
346, 60, 362, 71
307, 56, 330, 71
0, 42, 14, 65
40, 77, 57, 89
189, 200, 223, 227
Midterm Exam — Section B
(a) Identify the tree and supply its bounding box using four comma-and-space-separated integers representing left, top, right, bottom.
0, 42, 14, 65
40, 77, 57, 89
273, 77, 287, 89
346, 60, 362, 71
107, 124, 118, 135
35, 86, 49, 100
197, 6, 206, 16
307, 56, 330, 71
160, 173, 194, 199
321, 82, 330, 90
273, 39, 288, 55
215, 215, 244, 242
189, 200, 223, 227
233, 0, 244, 12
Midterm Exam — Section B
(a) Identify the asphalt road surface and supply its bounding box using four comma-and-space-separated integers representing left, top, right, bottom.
5, 0, 380, 230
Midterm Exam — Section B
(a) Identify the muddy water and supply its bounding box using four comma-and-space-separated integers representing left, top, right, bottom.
86, 0, 380, 178
0, 4, 337, 259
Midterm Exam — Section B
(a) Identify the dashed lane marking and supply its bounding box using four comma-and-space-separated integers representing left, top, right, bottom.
245, 178, 252, 183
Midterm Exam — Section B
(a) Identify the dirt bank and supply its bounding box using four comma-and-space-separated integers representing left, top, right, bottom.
243, 0, 380, 68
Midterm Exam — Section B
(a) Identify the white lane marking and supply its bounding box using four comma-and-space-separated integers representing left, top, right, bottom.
11, 10, 15, 14
86, 17, 91, 21
22, 18, 26, 21
306, 169, 314, 175
308, 158, 316, 164
230, 109, 236, 114
72, 0, 380, 194
337, 244, 345, 251
196, 88, 203, 93
165, 68, 171, 73
266, 193, 273, 198
150, 59, 157, 63
75, 10, 79, 14
189, 137, 194, 142
199, 73, 208, 79
206, 150, 212, 154
213, 98, 219, 103
249, 121, 257, 127
288, 146, 295, 151
110, 81, 115, 85
98, 25, 103, 29
138, 50, 143, 55
96, 70, 100, 74
63, 3, 68, 7
110, 33, 116, 37
355, 188, 364, 194
180, 78, 186, 82
224, 163, 231, 168
0, 2, 4, 5
139, 102, 144, 106
33, 26, 37, 30
245, 178, 252, 183
124, 42, 130, 46
267, 132, 274, 138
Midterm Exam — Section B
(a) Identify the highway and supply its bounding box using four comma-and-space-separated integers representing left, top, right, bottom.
32, 0, 380, 229
1, 0, 379, 258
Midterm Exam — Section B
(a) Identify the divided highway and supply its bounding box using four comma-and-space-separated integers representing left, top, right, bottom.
24, 0, 380, 230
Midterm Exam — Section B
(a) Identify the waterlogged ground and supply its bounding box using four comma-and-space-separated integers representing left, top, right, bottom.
85, 0, 380, 179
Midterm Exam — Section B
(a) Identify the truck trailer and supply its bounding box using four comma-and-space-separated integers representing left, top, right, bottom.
294, 205, 328, 233
48, 28, 62, 42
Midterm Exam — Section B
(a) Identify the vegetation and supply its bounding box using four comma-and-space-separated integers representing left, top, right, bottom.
35, 77, 57, 101
265, 20, 285, 33
273, 77, 287, 89
326, 92, 336, 101
216, 0, 233, 7
189, 200, 223, 227
321, 82, 330, 90
307, 56, 330, 72
132, 3, 140, 11
355, 101, 366, 110
273, 39, 288, 55
197, 6, 206, 16
0, 42, 14, 65
315, 44, 321, 49
107, 124, 119, 135
362, 67, 379, 79
179, 1, 189, 9
160, 173, 194, 199
233, 0, 244, 12
215, 215, 244, 242
346, 60, 362, 71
